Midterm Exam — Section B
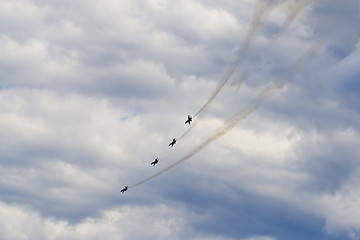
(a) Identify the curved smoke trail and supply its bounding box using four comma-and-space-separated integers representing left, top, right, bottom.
175, 0, 275, 142
129, 41, 322, 189
129, 81, 283, 189
233, 0, 309, 90
177, 119, 198, 140
193, 0, 275, 118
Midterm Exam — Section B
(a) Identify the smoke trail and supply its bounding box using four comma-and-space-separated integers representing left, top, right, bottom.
232, 0, 309, 90
193, 0, 275, 118
270, 0, 309, 45
177, 119, 198, 140
129, 41, 321, 189
176, 0, 276, 142
291, 40, 323, 73
129, 81, 282, 188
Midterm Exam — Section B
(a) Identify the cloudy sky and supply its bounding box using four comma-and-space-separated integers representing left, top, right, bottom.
1, 0, 360, 239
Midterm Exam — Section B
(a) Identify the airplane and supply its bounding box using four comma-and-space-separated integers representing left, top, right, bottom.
151, 158, 159, 166
185, 115, 192, 125
168, 138, 177, 147
120, 186, 128, 193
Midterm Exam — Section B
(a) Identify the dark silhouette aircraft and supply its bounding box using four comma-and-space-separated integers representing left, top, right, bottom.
151, 158, 159, 166
169, 138, 177, 147
185, 115, 192, 125
120, 186, 128, 193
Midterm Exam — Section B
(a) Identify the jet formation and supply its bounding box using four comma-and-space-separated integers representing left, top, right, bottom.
121, 115, 192, 193
119, 0, 319, 194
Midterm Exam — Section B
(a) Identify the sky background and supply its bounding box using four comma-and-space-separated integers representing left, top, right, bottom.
0, 0, 360, 239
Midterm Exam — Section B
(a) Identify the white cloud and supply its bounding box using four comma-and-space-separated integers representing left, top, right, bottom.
0, 201, 232, 240
0, 88, 148, 217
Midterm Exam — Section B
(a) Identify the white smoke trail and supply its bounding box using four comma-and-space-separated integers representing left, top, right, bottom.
271, 0, 309, 45
129, 41, 322, 189
177, 119, 198, 140
232, 0, 309, 90
193, 0, 275, 118
176, 0, 276, 142
129, 81, 282, 188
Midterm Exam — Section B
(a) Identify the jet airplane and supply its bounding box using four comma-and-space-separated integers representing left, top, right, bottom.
169, 138, 177, 147
120, 186, 128, 193
151, 158, 159, 166
185, 115, 192, 125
